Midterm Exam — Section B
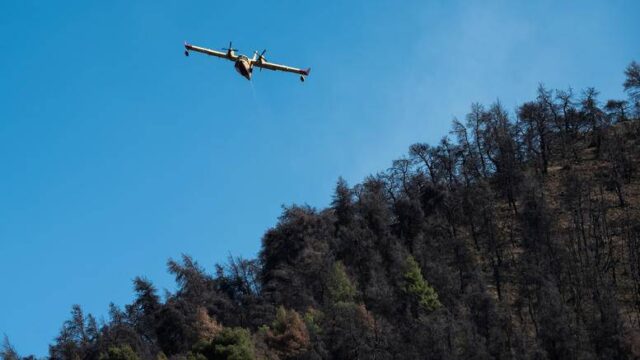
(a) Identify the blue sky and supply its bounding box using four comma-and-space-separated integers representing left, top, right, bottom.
0, 0, 638, 355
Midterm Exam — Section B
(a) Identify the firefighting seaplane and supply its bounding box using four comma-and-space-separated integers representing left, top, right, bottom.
184, 41, 311, 82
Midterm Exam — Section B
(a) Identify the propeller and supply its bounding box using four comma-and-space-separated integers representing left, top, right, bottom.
222, 41, 238, 53
257, 49, 267, 71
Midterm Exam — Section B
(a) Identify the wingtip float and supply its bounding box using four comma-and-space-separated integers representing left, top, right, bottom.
184, 41, 311, 82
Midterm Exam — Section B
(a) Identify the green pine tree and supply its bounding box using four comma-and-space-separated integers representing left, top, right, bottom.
99, 345, 139, 360
326, 261, 356, 304
192, 327, 255, 360
403, 255, 441, 313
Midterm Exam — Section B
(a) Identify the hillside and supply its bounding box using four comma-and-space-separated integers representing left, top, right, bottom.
3, 62, 640, 360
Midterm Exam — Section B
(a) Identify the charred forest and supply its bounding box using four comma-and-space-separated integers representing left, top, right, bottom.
4, 62, 640, 360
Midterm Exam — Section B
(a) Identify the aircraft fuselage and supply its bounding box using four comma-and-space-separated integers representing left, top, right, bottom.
234, 55, 252, 80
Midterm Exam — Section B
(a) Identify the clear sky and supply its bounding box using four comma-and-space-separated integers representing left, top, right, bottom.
0, 0, 638, 356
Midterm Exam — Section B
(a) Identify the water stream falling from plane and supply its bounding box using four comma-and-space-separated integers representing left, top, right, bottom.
248, 80, 269, 122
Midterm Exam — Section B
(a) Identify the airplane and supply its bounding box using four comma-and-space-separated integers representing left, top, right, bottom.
184, 41, 311, 82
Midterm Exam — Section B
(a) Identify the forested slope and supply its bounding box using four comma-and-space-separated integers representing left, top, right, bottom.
4, 62, 640, 360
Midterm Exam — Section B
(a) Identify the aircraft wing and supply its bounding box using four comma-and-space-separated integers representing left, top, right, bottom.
252, 59, 311, 76
184, 43, 235, 61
